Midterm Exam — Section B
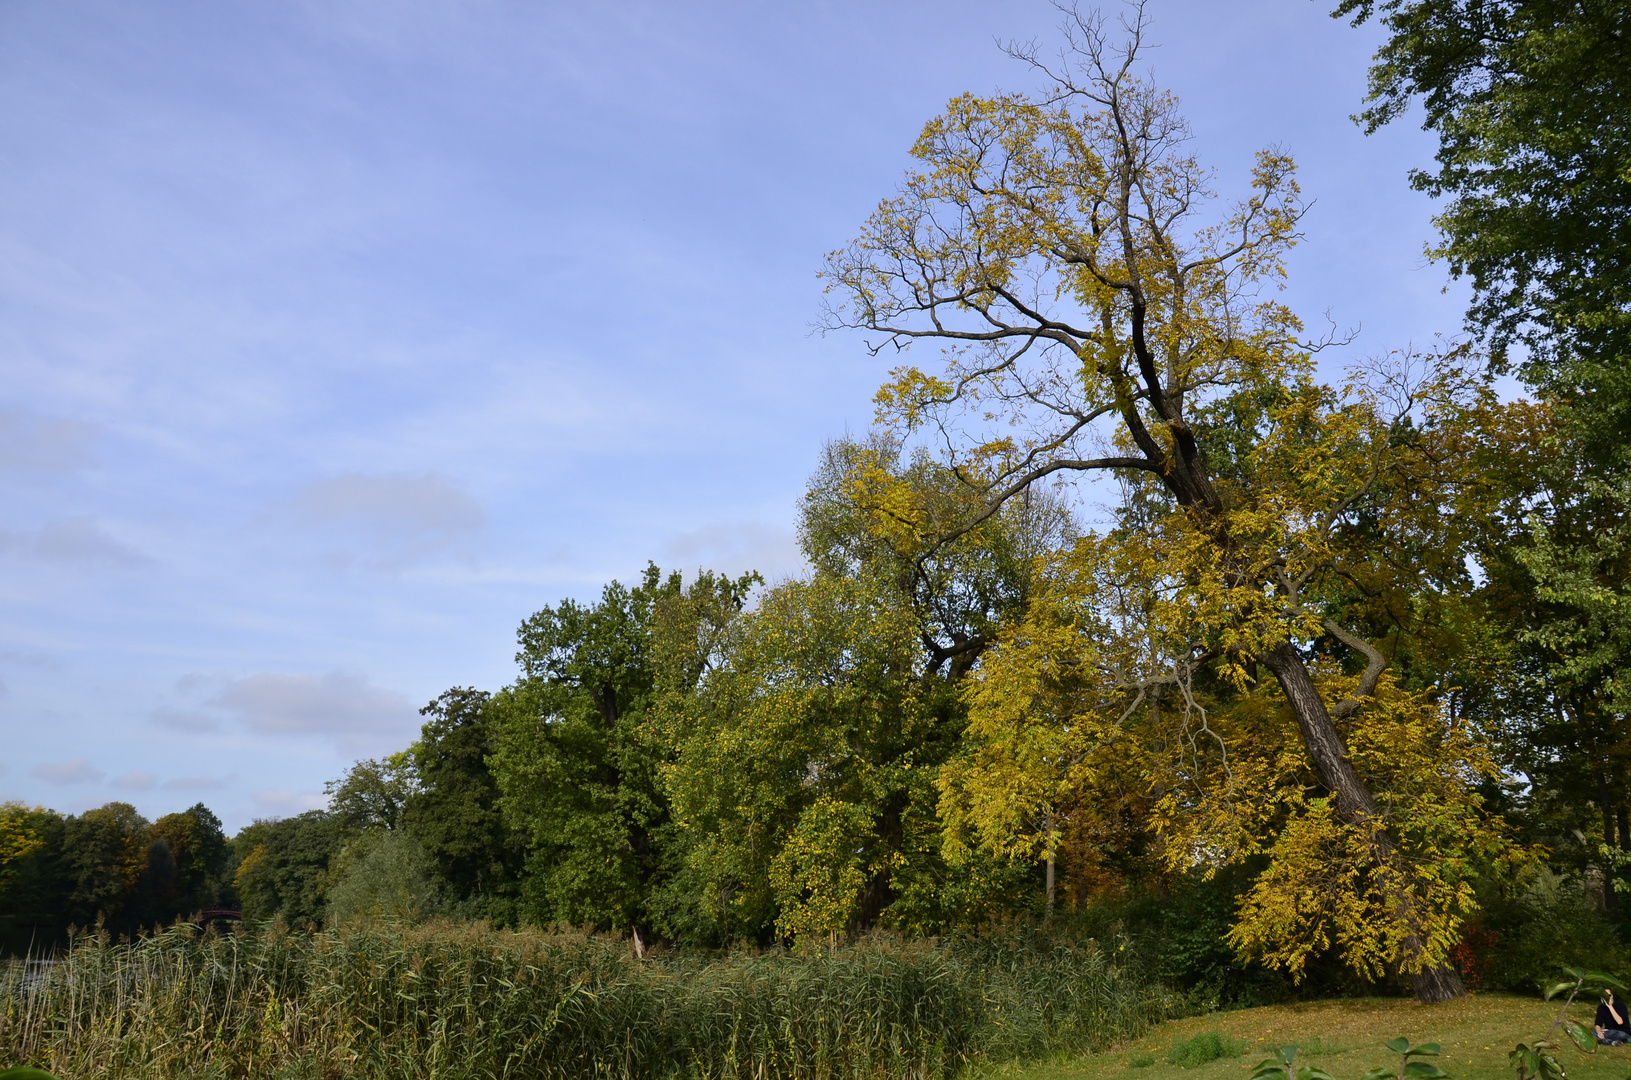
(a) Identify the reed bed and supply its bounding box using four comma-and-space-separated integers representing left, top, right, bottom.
0, 922, 1164, 1080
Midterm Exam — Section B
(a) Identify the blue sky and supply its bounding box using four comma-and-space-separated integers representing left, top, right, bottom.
0, 0, 1468, 830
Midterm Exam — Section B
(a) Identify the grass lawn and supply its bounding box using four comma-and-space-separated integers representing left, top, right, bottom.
976, 995, 1631, 1080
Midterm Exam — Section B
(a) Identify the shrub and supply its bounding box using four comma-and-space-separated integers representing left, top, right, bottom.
1470, 868, 1631, 992
1166, 1030, 1246, 1068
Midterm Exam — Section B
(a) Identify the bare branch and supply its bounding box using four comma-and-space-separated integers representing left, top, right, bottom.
1322, 617, 1387, 720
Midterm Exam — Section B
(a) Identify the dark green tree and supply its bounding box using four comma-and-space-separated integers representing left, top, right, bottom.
231, 811, 343, 928
325, 754, 416, 833
0, 804, 68, 953
488, 564, 697, 937
1339, 0, 1631, 439
144, 803, 231, 921
405, 687, 523, 922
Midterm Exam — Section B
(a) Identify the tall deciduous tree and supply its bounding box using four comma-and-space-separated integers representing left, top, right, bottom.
489, 564, 698, 937
821, 6, 1511, 1000
654, 441, 1060, 946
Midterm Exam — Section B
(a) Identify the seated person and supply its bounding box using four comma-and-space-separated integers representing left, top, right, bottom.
1597, 990, 1630, 1045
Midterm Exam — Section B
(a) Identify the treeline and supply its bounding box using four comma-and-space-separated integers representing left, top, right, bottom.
0, 802, 230, 953
231, 437, 1062, 945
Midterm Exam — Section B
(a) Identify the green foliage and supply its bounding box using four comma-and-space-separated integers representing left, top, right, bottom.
404, 687, 523, 922
488, 563, 740, 935
1471, 871, 1631, 993
0, 922, 1163, 1080
656, 570, 957, 945
0, 801, 234, 952
325, 829, 435, 926
1250, 1044, 1337, 1080
1166, 1031, 1245, 1068
325, 754, 415, 833
1340, 0, 1631, 435
1246, 1039, 1446, 1080
231, 811, 343, 929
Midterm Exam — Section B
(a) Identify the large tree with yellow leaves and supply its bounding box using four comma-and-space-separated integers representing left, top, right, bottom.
821, 5, 1516, 1002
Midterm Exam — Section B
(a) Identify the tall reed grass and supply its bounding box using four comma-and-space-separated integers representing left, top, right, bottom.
1, 922, 1164, 1080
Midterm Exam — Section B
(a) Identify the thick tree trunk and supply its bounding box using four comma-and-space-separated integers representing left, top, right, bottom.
1410, 963, 1466, 1003
1261, 641, 1466, 1003
1600, 771, 1619, 911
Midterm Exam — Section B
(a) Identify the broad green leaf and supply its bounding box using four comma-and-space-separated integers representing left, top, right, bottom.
1402, 1062, 1446, 1079
1587, 971, 1629, 992
1561, 1019, 1595, 1053
0, 1069, 58, 1080
1298, 1068, 1336, 1080
1359, 1067, 1394, 1080
1409, 1044, 1441, 1057
1545, 981, 1577, 1001
1386, 1038, 1411, 1054
1278, 1047, 1300, 1065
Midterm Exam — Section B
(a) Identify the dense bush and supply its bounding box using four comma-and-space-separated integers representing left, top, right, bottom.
1, 922, 1166, 1080
1463, 868, 1631, 992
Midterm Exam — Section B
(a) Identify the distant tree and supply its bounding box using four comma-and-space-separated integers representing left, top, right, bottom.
405, 688, 523, 922
325, 754, 416, 832
0, 803, 67, 953
652, 444, 1056, 947
145, 803, 231, 920
325, 828, 435, 926
61, 802, 149, 936
232, 811, 343, 928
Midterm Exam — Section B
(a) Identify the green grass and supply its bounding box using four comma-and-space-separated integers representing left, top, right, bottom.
971, 994, 1631, 1080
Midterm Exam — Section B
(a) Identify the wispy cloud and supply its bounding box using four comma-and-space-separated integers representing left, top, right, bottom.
31, 758, 105, 785
110, 770, 158, 790
0, 408, 96, 472
252, 787, 329, 819
0, 517, 148, 566
210, 670, 417, 752
278, 472, 484, 568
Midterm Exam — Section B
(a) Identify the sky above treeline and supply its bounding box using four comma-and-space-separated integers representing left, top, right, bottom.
0, 0, 1469, 830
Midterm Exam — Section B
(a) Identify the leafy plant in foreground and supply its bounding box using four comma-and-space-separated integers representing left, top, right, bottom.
1510, 966, 1627, 1080
1251, 1038, 1445, 1080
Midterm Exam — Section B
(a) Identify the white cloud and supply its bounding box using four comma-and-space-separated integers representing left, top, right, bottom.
0, 408, 96, 472
110, 770, 158, 790
280, 472, 485, 568
210, 670, 417, 751
252, 787, 329, 819
0, 516, 148, 565
31, 758, 105, 785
